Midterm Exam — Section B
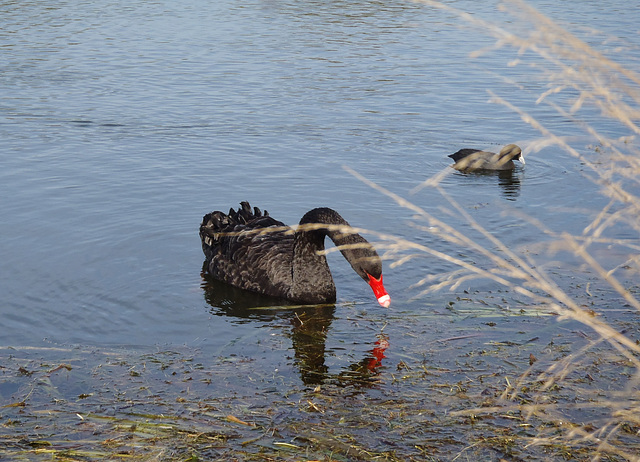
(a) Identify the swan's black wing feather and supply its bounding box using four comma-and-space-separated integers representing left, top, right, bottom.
200, 202, 293, 299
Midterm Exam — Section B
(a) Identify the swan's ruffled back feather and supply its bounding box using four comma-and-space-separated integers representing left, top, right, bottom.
200, 202, 294, 299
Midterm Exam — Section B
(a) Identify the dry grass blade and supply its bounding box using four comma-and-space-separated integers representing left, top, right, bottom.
350, 2, 640, 459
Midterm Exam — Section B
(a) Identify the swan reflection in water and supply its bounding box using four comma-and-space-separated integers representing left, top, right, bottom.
201, 270, 388, 387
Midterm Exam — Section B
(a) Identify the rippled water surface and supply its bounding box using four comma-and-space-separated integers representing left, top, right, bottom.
1, 0, 638, 394
3, 1, 640, 459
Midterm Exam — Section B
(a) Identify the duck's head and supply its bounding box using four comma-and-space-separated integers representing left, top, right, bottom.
500, 144, 525, 165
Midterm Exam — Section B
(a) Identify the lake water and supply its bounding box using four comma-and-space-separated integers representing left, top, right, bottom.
1, 0, 639, 440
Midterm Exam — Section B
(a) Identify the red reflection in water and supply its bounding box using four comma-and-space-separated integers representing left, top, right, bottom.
367, 336, 390, 371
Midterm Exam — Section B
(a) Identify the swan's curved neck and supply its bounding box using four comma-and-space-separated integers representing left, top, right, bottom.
290, 208, 350, 303
290, 207, 383, 305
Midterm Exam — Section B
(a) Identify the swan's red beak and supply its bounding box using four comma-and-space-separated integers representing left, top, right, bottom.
367, 273, 390, 308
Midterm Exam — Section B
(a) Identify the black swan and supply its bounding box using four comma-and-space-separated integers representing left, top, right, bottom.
199, 202, 390, 307
449, 144, 524, 171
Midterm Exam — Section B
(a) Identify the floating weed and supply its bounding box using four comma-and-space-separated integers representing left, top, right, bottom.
6, 326, 624, 461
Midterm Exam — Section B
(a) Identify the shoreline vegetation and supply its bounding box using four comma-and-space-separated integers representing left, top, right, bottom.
2, 1, 639, 460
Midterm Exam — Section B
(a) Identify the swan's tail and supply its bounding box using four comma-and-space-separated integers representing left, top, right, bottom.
199, 201, 270, 255
201, 201, 268, 234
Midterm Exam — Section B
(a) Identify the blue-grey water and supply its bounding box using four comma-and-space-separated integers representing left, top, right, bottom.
1, 0, 638, 380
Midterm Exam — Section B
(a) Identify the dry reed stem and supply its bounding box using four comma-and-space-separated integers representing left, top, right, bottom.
355, 3, 640, 456
489, 91, 640, 214
346, 165, 640, 367
406, 0, 640, 310
409, 1, 639, 458
414, 0, 640, 133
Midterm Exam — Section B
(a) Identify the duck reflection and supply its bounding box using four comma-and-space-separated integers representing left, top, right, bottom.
454, 168, 522, 200
496, 169, 522, 199
201, 270, 388, 387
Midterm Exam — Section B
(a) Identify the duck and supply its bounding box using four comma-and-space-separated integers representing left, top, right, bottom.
199, 202, 390, 307
449, 144, 524, 171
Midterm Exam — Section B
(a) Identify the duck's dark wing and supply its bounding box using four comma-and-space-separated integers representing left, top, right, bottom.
448, 148, 481, 162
